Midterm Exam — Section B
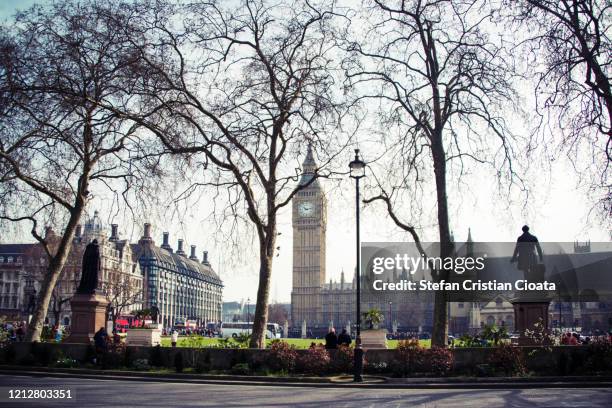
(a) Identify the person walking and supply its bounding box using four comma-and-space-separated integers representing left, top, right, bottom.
171, 329, 179, 347
325, 328, 338, 349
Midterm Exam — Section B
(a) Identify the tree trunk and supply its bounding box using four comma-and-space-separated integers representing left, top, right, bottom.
249, 231, 276, 349
25, 204, 87, 342
430, 133, 453, 348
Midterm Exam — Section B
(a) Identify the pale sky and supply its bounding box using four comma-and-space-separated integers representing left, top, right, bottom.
1, 1, 609, 304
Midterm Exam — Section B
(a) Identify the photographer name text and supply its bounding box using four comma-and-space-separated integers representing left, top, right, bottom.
371, 279, 556, 291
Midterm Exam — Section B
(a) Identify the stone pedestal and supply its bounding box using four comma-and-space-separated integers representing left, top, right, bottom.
126, 327, 162, 346
513, 300, 550, 346
360, 329, 388, 349
65, 293, 109, 344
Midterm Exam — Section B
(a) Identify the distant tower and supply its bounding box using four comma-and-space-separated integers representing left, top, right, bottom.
466, 228, 474, 257
574, 240, 591, 253
82, 210, 105, 243
291, 144, 327, 327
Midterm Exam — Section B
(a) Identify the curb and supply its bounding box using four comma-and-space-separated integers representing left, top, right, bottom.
1, 366, 612, 389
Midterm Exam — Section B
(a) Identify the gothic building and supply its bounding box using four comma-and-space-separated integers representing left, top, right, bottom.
290, 147, 433, 335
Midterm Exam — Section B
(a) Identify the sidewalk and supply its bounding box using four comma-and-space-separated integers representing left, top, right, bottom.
1, 365, 611, 389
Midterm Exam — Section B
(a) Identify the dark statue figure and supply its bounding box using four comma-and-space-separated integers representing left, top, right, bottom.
510, 225, 544, 280
77, 239, 101, 295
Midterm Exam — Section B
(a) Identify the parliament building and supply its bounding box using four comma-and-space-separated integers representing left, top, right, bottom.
290, 147, 433, 335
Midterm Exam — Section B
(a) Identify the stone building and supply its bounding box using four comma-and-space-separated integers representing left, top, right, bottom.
290, 147, 433, 336
134, 224, 223, 328
0, 213, 224, 329
0, 211, 142, 325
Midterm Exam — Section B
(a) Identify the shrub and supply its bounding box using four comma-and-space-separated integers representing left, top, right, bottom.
1, 343, 16, 364
296, 345, 330, 375
489, 344, 526, 376
103, 343, 126, 369
149, 345, 163, 367
584, 338, 612, 373
392, 339, 426, 376
330, 345, 354, 374
195, 351, 212, 373
267, 340, 298, 372
364, 361, 388, 374
174, 352, 184, 373
18, 353, 36, 366
53, 357, 78, 368
425, 347, 454, 376
231, 362, 250, 375
133, 358, 151, 370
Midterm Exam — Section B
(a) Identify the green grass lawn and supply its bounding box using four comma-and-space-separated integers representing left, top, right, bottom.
159, 336, 431, 349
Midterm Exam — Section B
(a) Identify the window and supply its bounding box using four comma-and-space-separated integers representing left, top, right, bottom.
458, 303, 464, 309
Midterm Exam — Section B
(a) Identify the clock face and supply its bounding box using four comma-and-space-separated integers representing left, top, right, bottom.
298, 201, 315, 217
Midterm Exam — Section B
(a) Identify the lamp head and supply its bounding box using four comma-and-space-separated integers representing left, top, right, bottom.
349, 148, 366, 179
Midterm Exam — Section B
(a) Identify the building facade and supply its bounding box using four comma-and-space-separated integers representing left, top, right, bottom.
0, 213, 223, 329
0, 211, 142, 326
290, 147, 433, 335
134, 224, 223, 328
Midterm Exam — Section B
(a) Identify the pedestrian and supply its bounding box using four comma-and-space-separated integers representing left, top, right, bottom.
15, 325, 24, 342
171, 330, 179, 347
93, 327, 108, 366
337, 328, 351, 346
325, 328, 338, 349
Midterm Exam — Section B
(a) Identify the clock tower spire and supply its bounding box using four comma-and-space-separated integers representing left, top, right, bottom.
291, 143, 327, 327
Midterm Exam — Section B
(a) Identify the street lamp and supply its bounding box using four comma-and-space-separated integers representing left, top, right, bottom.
389, 302, 392, 332
246, 298, 251, 335
349, 148, 366, 382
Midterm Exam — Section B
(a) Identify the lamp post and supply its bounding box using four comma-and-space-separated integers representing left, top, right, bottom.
389, 302, 392, 332
349, 148, 366, 382
247, 298, 250, 336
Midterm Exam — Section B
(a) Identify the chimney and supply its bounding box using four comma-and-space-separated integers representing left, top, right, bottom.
110, 224, 119, 241
139, 222, 154, 245
176, 239, 186, 256
161, 232, 172, 252
202, 250, 210, 265
189, 245, 198, 261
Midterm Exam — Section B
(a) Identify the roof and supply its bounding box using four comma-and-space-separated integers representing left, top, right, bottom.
132, 243, 222, 286
0, 243, 37, 255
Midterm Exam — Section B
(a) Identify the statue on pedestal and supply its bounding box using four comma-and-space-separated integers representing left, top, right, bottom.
510, 225, 544, 280
77, 240, 101, 295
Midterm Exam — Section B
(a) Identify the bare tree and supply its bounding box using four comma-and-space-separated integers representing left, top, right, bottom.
345, 0, 523, 346
506, 0, 611, 214
101, 268, 143, 330
267, 303, 289, 324
0, 1, 156, 342
98, 0, 350, 348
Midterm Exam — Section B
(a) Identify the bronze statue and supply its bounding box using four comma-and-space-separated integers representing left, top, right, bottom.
77, 239, 101, 294
510, 225, 544, 280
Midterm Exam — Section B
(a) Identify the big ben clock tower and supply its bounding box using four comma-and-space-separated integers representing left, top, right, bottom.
291, 145, 327, 328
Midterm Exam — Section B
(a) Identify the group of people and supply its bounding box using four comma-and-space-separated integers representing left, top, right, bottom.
1, 321, 26, 342
558, 331, 610, 345
323, 328, 352, 349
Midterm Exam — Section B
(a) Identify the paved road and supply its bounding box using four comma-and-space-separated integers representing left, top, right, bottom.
0, 375, 611, 408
